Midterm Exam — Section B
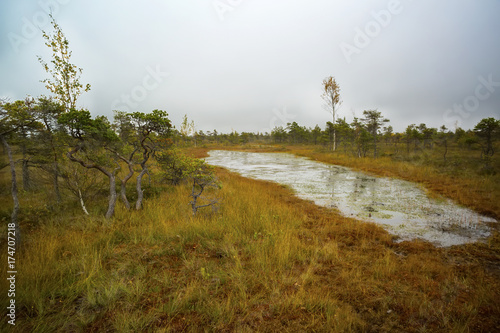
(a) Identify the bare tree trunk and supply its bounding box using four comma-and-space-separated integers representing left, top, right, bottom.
120, 176, 131, 210
190, 174, 219, 215
1, 135, 21, 245
107, 148, 137, 210
77, 187, 89, 215
44, 117, 62, 203
135, 139, 150, 210
135, 167, 147, 210
119, 151, 136, 210
105, 174, 117, 219
67, 145, 118, 219
332, 105, 337, 152
72, 172, 90, 215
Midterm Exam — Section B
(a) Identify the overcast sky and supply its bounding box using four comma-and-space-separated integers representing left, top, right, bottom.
1, 0, 499, 133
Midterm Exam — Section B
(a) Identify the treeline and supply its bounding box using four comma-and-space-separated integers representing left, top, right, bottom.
178, 112, 500, 162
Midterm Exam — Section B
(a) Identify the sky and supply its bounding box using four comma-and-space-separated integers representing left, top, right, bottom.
1, 0, 499, 134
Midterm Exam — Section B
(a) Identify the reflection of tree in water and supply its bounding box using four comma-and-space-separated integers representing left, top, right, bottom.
326, 166, 344, 208
349, 176, 379, 213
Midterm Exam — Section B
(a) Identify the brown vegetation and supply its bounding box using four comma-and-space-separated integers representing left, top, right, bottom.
1, 145, 499, 332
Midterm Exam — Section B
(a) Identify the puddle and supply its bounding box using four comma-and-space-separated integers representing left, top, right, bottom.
205, 150, 497, 247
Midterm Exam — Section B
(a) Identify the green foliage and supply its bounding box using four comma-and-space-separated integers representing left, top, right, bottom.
155, 148, 220, 214
112, 110, 135, 143
474, 117, 500, 156
286, 121, 309, 143
334, 118, 352, 151
156, 148, 219, 188
474, 117, 499, 136
1, 98, 40, 135
58, 109, 118, 143
129, 109, 172, 138
35, 97, 65, 138
271, 126, 287, 143
156, 148, 196, 185
37, 15, 90, 110
361, 109, 390, 157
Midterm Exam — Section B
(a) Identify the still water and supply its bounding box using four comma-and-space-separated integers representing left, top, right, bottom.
205, 150, 496, 247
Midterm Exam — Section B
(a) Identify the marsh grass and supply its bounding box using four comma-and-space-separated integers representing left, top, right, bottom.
1, 148, 500, 332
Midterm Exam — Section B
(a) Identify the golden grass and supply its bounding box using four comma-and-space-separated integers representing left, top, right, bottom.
1, 154, 500, 332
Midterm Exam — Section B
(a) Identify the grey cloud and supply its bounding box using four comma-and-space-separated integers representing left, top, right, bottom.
1, 0, 499, 133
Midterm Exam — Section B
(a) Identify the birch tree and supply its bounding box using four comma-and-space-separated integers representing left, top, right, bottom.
321, 77, 342, 151
37, 15, 92, 207
37, 15, 90, 111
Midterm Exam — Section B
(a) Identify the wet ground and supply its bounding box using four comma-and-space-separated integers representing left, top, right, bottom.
206, 150, 497, 247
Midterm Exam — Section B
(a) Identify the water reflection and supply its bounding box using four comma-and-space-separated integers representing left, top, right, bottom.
205, 150, 496, 247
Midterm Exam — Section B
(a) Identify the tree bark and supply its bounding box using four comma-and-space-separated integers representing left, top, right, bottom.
120, 168, 133, 210
105, 174, 117, 219
67, 145, 118, 219
43, 117, 62, 203
135, 138, 151, 210
107, 148, 137, 210
332, 98, 336, 152
1, 135, 21, 245
77, 186, 89, 215
135, 167, 147, 210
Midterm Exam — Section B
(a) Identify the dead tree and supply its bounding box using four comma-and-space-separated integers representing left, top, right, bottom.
189, 164, 220, 215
